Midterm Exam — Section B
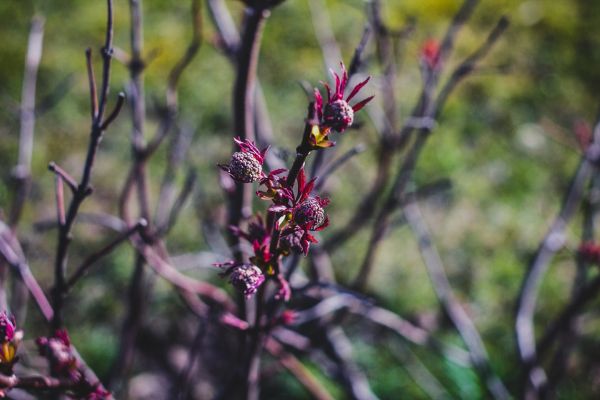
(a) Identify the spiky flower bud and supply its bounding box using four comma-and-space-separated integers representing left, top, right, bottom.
294, 197, 326, 228
324, 99, 354, 132
0, 312, 20, 374
230, 264, 265, 298
228, 151, 263, 183
36, 330, 79, 379
0, 312, 15, 342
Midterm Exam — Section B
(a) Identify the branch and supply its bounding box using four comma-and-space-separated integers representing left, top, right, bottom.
265, 338, 334, 400
403, 199, 510, 399
51, 0, 120, 331
536, 274, 600, 359
10, 15, 44, 228
351, 14, 508, 289
515, 157, 593, 393
65, 219, 147, 291
228, 7, 270, 242
323, 0, 481, 252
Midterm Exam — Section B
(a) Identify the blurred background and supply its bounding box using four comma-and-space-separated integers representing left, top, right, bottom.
1, 0, 600, 398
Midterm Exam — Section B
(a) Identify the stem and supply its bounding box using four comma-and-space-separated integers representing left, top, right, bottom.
229, 7, 270, 244
51, 0, 117, 332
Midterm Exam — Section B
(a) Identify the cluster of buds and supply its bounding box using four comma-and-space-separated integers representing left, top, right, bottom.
36, 330, 111, 399
219, 137, 268, 183
217, 61, 372, 301
216, 261, 265, 298
0, 312, 21, 375
311, 62, 374, 148
36, 330, 79, 380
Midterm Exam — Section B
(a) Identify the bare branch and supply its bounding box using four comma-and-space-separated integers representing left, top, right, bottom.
403, 199, 510, 399
66, 219, 147, 291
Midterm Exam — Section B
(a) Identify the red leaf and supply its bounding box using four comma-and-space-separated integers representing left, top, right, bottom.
352, 95, 375, 112
346, 76, 371, 102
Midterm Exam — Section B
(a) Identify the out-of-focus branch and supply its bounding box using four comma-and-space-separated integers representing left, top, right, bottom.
207, 0, 240, 57
403, 199, 510, 399
265, 338, 334, 400
5, 15, 46, 324
10, 15, 44, 228
65, 219, 147, 291
322, 326, 378, 400
0, 223, 53, 321
536, 274, 600, 360
145, 0, 202, 156
308, 0, 342, 70
352, 13, 508, 290
0, 373, 100, 395
324, 0, 483, 253
314, 143, 366, 192
295, 291, 471, 366
546, 174, 600, 391
515, 120, 600, 396
134, 239, 235, 311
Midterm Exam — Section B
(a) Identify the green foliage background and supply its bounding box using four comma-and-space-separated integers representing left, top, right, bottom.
1, 0, 600, 398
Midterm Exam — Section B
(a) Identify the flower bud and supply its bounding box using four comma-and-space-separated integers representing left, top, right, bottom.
294, 197, 326, 229
228, 151, 263, 183
324, 99, 354, 132
229, 264, 265, 298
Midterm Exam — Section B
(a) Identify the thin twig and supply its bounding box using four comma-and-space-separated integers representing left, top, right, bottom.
51, 0, 120, 332
323, 0, 481, 252
403, 198, 510, 400
65, 219, 147, 291
48, 162, 78, 193
352, 14, 508, 290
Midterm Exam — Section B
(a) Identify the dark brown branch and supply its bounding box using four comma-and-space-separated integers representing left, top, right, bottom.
228, 7, 270, 244
48, 162, 78, 193
133, 239, 235, 311
51, 0, 117, 332
53, 175, 66, 226
65, 219, 147, 291
295, 291, 471, 365
100, 91, 126, 130
85, 48, 98, 120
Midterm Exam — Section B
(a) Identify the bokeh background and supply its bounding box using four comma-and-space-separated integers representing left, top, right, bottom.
1, 0, 600, 398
